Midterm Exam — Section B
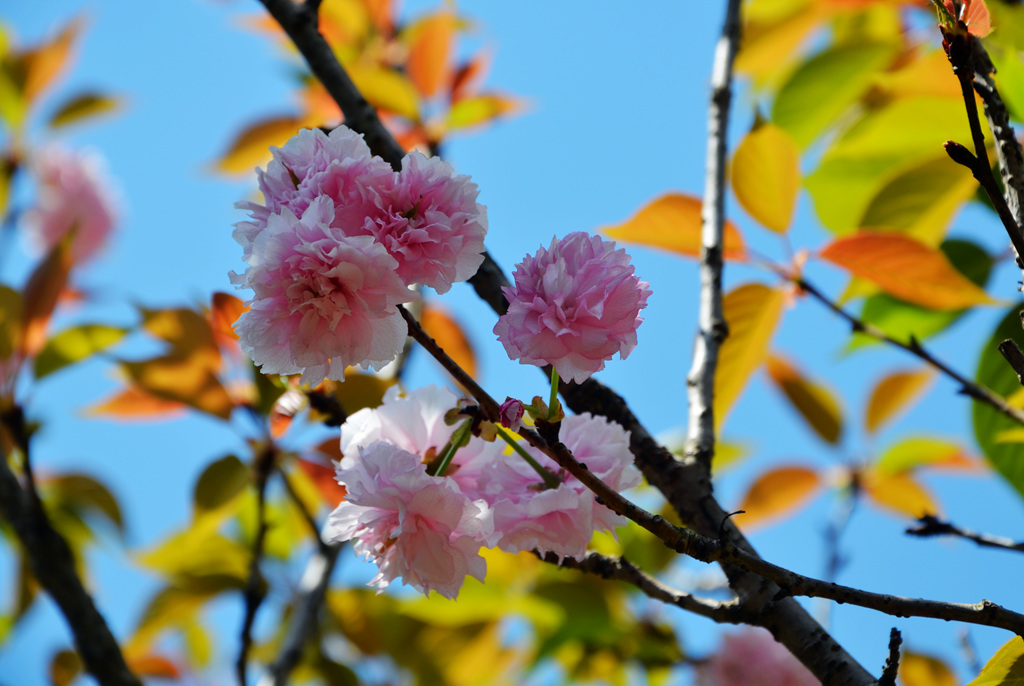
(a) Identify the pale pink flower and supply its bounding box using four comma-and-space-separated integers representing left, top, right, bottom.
364, 152, 487, 293
326, 441, 489, 598
498, 397, 525, 432
494, 232, 651, 384
26, 146, 118, 263
234, 126, 394, 259
232, 196, 415, 386
699, 628, 818, 686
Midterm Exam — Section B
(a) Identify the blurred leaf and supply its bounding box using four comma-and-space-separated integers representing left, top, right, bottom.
974, 308, 1024, 501
600, 193, 747, 261
86, 385, 187, 420
22, 17, 80, 104
43, 473, 124, 534
182, 622, 213, 668
0, 61, 27, 130
21, 237, 73, 356
900, 651, 956, 686
137, 529, 250, 582
711, 440, 747, 474
864, 368, 934, 435
451, 53, 490, 103
214, 115, 306, 175
820, 233, 997, 310
872, 48, 960, 101
126, 654, 180, 680
772, 41, 898, 148
737, 465, 822, 529
49, 648, 82, 686
0, 156, 12, 218
765, 354, 843, 444
0, 285, 23, 361
348, 64, 419, 120
988, 46, 1024, 123
406, 11, 455, 98
735, 5, 822, 84
193, 455, 248, 515
420, 304, 476, 379
715, 284, 786, 430
209, 291, 246, 349
33, 324, 127, 379
130, 579, 240, 652
445, 92, 519, 132
964, 636, 1024, 686
47, 91, 121, 129
731, 123, 800, 233
297, 452, 347, 505
122, 356, 233, 420
861, 470, 939, 519
320, 371, 395, 419
875, 436, 976, 475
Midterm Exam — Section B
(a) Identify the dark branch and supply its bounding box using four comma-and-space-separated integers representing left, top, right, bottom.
877, 628, 902, 686
907, 514, 1024, 554
237, 444, 275, 686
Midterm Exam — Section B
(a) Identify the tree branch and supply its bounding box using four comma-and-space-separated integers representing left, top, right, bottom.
685, 0, 741, 472
237, 444, 275, 686
907, 514, 1024, 554
877, 628, 902, 686
0, 452, 141, 686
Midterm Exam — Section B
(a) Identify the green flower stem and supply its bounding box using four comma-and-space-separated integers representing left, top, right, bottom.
434, 420, 472, 477
495, 425, 561, 490
548, 367, 560, 420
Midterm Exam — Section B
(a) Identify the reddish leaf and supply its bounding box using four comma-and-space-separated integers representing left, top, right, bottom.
406, 12, 456, 98
298, 454, 347, 505
86, 386, 187, 420
737, 465, 823, 529
765, 354, 843, 444
864, 368, 934, 435
420, 305, 476, 379
21, 238, 73, 356
451, 53, 490, 103
600, 193, 747, 261
127, 654, 180, 679
209, 292, 247, 351
819, 233, 997, 310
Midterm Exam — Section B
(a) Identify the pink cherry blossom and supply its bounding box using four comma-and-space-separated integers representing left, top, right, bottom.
234, 126, 394, 260
493, 232, 651, 384
364, 152, 487, 293
699, 628, 818, 686
325, 441, 490, 598
232, 195, 415, 386
498, 397, 525, 432
26, 146, 119, 263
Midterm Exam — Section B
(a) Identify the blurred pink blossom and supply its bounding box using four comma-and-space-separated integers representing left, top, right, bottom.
326, 441, 490, 599
27, 146, 119, 263
232, 196, 415, 386
493, 231, 651, 383
699, 628, 819, 686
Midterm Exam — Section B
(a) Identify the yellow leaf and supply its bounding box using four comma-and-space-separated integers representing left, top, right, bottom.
819, 233, 998, 310
765, 354, 843, 444
122, 356, 233, 420
731, 123, 800, 233
420, 304, 477, 379
900, 651, 957, 686
737, 465, 822, 529
406, 11, 456, 98
875, 436, 978, 475
861, 470, 939, 519
445, 93, 519, 132
965, 636, 1024, 686
348, 64, 420, 120
213, 116, 307, 176
23, 17, 80, 104
715, 284, 786, 429
600, 193, 747, 262
865, 368, 934, 434
0, 285, 23, 361
49, 649, 82, 686
47, 91, 121, 129
735, 5, 823, 84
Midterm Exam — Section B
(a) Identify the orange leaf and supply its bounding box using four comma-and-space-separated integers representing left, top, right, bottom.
819, 233, 997, 310
213, 116, 307, 176
864, 368, 934, 434
23, 18, 81, 104
861, 469, 939, 519
451, 53, 490, 103
765, 354, 843, 444
297, 454, 347, 505
21, 238, 73, 356
600, 193, 747, 261
127, 654, 180, 679
209, 292, 247, 351
122, 356, 234, 420
900, 651, 957, 686
731, 123, 800, 233
86, 386, 187, 420
715, 284, 786, 429
406, 12, 456, 98
140, 307, 222, 367
420, 305, 476, 379
737, 465, 822, 529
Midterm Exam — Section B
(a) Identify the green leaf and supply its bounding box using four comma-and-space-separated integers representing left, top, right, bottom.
974, 307, 1024, 502
965, 636, 1024, 686
772, 41, 898, 148
193, 455, 248, 515
33, 324, 127, 379
874, 436, 971, 476
44, 473, 125, 534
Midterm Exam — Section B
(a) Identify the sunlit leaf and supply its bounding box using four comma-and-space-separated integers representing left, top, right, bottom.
213, 115, 306, 175
33, 324, 127, 379
209, 291, 246, 350
22, 18, 80, 104
819, 233, 997, 310
772, 41, 898, 148
872, 48, 960, 101
600, 193, 747, 261
21, 237, 73, 356
85, 385, 187, 420
182, 623, 213, 668
348, 64, 420, 120
406, 11, 455, 98
137, 529, 250, 582
49, 648, 82, 686
974, 308, 1024, 501
964, 636, 1024, 686
731, 123, 800, 233
47, 91, 121, 129
126, 654, 180, 680
445, 93, 519, 132
715, 284, 786, 430
420, 304, 476, 379
765, 354, 843, 444
43, 473, 125, 534
900, 651, 957, 686
193, 455, 248, 515
121, 356, 233, 420
861, 469, 939, 518
864, 368, 934, 434
875, 436, 976, 475
735, 5, 823, 84
736, 465, 822, 529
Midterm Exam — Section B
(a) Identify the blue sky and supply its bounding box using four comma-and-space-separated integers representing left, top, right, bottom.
3, 1, 1024, 684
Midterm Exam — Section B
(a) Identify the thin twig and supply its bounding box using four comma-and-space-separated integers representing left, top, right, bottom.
685, 0, 742, 472
0, 452, 141, 686
907, 514, 1024, 553
237, 445, 275, 686
877, 628, 902, 686
795, 276, 1024, 427
278, 467, 324, 544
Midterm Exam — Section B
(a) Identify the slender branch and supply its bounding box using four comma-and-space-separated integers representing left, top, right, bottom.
237, 445, 275, 686
997, 338, 1024, 386
685, 0, 742, 472
907, 514, 1024, 553
877, 628, 902, 686
794, 275, 1024, 427
0, 453, 141, 686
279, 466, 326, 544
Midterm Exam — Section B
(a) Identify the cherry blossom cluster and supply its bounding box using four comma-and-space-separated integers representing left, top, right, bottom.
325, 386, 642, 598
698, 628, 818, 686
232, 126, 487, 385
